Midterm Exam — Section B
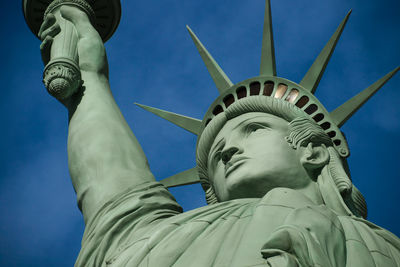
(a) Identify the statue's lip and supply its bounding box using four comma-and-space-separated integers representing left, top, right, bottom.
225, 156, 249, 177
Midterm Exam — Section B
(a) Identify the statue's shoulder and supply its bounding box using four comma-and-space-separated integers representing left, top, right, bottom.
355, 217, 400, 248
338, 215, 400, 265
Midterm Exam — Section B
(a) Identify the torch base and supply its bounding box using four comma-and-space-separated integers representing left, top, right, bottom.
43, 58, 82, 100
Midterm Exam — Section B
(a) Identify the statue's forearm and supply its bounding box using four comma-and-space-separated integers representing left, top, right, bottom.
67, 70, 155, 223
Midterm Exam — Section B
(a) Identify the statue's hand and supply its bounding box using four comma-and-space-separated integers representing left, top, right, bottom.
261, 205, 346, 267
39, 13, 60, 66
39, 6, 108, 76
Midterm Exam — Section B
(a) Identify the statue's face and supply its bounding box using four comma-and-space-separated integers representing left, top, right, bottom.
207, 112, 311, 201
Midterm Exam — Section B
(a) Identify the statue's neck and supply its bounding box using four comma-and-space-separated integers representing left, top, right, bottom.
295, 181, 325, 206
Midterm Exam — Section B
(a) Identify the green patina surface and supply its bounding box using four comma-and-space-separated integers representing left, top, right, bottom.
23, 0, 399, 266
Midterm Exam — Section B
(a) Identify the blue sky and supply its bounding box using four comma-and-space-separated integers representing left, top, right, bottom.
1, 0, 399, 266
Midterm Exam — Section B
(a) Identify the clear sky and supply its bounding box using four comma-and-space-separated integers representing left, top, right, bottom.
1, 0, 399, 266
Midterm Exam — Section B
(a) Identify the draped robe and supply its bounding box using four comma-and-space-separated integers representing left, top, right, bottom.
76, 181, 400, 266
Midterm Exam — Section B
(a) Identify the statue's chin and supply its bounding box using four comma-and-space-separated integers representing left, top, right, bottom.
224, 174, 274, 200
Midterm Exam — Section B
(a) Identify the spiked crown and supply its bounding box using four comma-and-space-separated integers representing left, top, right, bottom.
136, 0, 398, 189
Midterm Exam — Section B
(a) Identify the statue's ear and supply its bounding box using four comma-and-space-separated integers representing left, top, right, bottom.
300, 143, 330, 171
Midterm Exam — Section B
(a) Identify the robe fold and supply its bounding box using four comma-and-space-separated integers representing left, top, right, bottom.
76, 182, 400, 267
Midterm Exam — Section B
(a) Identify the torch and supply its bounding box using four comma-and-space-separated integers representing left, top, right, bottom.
23, 0, 121, 99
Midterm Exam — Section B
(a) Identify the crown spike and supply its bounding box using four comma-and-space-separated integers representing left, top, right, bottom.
135, 103, 202, 135
330, 67, 399, 127
186, 25, 233, 94
160, 167, 200, 188
260, 0, 276, 76
300, 10, 352, 94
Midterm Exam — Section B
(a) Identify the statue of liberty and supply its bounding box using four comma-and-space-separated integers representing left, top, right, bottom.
23, 0, 399, 266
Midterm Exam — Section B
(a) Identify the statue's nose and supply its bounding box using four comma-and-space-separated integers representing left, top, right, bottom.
221, 147, 239, 165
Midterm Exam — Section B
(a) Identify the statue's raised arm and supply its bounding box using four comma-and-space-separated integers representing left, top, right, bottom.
38, 5, 155, 223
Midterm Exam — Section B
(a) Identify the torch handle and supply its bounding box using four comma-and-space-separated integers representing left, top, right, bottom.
42, 1, 95, 100
43, 7, 81, 100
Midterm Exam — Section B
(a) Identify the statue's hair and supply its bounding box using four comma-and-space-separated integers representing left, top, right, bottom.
326, 146, 367, 218
196, 96, 367, 218
286, 117, 333, 149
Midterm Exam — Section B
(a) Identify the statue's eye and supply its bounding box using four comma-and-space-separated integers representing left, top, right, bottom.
246, 123, 266, 134
214, 151, 221, 162
209, 140, 225, 166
